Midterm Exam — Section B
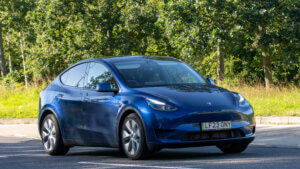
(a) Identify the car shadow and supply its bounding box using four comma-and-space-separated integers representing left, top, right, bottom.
67, 146, 248, 160
2, 137, 300, 169
1, 137, 299, 162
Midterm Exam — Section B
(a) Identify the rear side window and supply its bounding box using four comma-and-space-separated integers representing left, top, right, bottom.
60, 63, 87, 87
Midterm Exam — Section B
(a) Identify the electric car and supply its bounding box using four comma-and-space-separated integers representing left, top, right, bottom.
38, 56, 255, 159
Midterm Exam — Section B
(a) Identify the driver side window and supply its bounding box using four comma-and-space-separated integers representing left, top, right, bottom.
85, 62, 118, 91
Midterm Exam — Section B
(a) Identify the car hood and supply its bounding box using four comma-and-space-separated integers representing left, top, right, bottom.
134, 84, 236, 111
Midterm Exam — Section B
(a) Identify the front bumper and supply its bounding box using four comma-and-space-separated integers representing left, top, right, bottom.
148, 124, 255, 149
138, 105, 255, 150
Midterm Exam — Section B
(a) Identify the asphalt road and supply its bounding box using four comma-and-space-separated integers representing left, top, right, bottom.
0, 135, 300, 169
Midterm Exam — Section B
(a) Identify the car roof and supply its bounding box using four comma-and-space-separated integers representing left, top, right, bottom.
78, 55, 179, 64
103, 55, 179, 63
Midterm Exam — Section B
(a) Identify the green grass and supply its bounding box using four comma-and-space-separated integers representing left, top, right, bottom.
0, 86, 41, 118
0, 85, 299, 118
225, 85, 300, 116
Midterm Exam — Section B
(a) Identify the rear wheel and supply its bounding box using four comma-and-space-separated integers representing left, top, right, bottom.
41, 114, 69, 155
121, 113, 149, 160
217, 143, 249, 154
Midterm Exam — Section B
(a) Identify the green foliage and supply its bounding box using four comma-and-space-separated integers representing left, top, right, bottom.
0, 0, 299, 85
0, 71, 24, 87
0, 0, 298, 119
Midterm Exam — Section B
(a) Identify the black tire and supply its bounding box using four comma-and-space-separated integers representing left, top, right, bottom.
217, 143, 249, 154
41, 114, 69, 155
149, 147, 162, 153
120, 113, 149, 160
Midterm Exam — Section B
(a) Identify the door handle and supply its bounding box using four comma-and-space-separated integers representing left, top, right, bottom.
57, 94, 64, 99
83, 97, 90, 102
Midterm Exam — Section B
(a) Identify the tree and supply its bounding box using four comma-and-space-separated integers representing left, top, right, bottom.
0, 21, 7, 77
237, 0, 299, 88
0, 0, 298, 87
0, 0, 35, 87
158, 0, 237, 83
120, 0, 166, 55
204, 0, 236, 83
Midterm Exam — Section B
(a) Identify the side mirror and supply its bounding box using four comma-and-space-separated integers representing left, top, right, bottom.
206, 77, 215, 85
96, 82, 115, 92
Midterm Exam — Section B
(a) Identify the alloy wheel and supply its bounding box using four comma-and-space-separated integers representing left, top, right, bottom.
42, 118, 56, 151
122, 119, 141, 155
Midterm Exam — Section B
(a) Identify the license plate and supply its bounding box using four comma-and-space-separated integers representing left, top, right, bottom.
201, 121, 232, 131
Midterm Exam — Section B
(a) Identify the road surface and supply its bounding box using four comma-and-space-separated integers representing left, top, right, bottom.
0, 125, 299, 169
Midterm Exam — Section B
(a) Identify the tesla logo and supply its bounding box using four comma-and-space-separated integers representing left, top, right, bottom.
206, 102, 212, 106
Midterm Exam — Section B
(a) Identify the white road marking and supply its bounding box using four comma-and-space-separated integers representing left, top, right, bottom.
78, 162, 198, 169
0, 156, 7, 158
10, 134, 40, 140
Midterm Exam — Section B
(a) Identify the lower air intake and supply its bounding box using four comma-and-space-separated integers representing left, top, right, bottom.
181, 130, 244, 141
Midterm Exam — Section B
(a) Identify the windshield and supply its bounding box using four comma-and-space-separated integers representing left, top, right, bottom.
113, 59, 207, 88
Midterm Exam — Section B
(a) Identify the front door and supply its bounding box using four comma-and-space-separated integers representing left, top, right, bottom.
80, 62, 120, 146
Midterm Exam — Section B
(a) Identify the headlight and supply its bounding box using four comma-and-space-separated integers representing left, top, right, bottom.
234, 93, 250, 107
145, 98, 177, 111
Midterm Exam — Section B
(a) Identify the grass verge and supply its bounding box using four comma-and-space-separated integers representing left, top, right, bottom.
0, 86, 41, 118
225, 85, 300, 116
0, 85, 299, 118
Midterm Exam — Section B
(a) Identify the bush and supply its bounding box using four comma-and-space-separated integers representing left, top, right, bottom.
0, 71, 24, 88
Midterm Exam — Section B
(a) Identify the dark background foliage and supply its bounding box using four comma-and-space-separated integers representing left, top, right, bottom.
0, 0, 299, 88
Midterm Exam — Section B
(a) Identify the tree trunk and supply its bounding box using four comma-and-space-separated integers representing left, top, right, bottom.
259, 25, 273, 89
19, 31, 28, 88
0, 21, 7, 77
9, 54, 12, 73
6, 36, 12, 73
106, 29, 112, 56
217, 43, 225, 84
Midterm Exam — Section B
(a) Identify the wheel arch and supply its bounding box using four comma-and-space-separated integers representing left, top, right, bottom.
39, 108, 62, 137
117, 107, 148, 148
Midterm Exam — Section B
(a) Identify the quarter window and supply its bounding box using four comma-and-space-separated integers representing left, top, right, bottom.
85, 62, 118, 90
60, 63, 87, 87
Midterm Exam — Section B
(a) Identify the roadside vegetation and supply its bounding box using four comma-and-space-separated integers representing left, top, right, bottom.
0, 84, 299, 118
0, 1, 299, 90
225, 85, 300, 116
0, 1, 298, 118
0, 85, 41, 118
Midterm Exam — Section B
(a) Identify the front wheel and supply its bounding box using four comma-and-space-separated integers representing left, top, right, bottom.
41, 114, 69, 155
121, 113, 149, 160
217, 143, 249, 154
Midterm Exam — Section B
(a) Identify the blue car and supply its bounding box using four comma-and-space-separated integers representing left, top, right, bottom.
38, 56, 255, 159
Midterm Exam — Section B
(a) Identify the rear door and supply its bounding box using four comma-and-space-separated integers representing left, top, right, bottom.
81, 62, 120, 146
58, 63, 88, 141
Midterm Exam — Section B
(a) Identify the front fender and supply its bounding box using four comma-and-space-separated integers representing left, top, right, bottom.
116, 102, 159, 150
